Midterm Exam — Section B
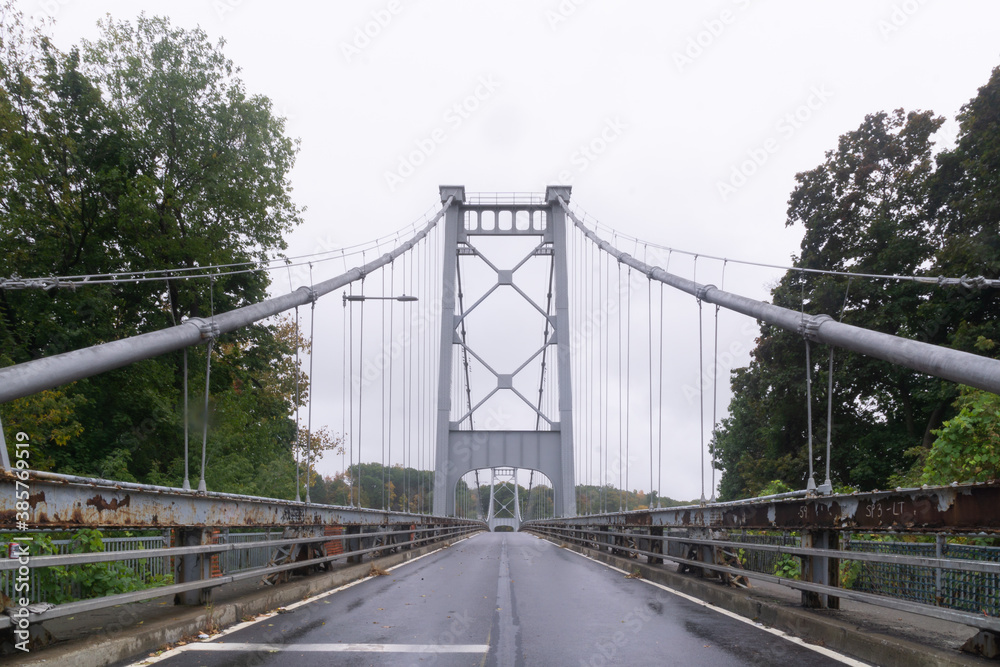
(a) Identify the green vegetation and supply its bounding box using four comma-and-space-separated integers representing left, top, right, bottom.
773, 553, 800, 580
0, 529, 172, 603
0, 4, 313, 494
712, 65, 1000, 499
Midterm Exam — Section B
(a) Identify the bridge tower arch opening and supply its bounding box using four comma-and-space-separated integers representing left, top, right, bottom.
433, 186, 577, 518
453, 467, 555, 531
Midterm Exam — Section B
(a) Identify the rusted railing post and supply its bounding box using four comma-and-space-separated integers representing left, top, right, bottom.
649, 527, 664, 564
801, 529, 840, 609
174, 528, 212, 605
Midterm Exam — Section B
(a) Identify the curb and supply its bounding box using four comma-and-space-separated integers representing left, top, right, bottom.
8, 532, 480, 667
529, 532, 990, 667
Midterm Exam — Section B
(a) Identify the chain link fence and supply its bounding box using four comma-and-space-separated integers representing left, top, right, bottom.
726, 531, 1000, 618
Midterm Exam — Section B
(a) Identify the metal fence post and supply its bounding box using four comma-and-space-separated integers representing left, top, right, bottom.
174, 528, 212, 605
801, 529, 840, 609
649, 526, 664, 565
935, 534, 945, 606
345, 525, 362, 563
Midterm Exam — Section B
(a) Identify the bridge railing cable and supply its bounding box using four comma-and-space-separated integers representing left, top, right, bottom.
560, 197, 1000, 396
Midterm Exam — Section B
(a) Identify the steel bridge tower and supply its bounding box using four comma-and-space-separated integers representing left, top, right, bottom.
433, 185, 576, 517
485, 467, 522, 532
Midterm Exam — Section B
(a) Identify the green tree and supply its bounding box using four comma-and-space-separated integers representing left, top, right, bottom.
713, 109, 948, 499
922, 385, 1000, 485
0, 6, 305, 491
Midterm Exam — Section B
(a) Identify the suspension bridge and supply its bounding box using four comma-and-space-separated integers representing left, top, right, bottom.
2, 186, 1000, 665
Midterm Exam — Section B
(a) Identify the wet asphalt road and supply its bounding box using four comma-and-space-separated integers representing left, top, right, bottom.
147, 532, 856, 666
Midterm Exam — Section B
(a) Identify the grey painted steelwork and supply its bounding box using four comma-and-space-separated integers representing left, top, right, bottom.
561, 198, 1000, 395
522, 481, 1000, 533
0, 469, 482, 529
433, 186, 576, 517
0, 521, 480, 631
0, 200, 453, 405
486, 467, 521, 532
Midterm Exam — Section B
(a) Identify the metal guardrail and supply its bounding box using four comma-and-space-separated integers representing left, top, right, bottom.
523, 505, 1000, 635
0, 533, 170, 603
1, 521, 482, 630
0, 471, 484, 632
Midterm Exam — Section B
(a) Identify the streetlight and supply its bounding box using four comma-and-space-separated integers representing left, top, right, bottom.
343, 294, 419, 303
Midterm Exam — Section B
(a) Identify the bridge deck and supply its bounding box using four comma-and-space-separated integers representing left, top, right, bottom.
137, 532, 859, 666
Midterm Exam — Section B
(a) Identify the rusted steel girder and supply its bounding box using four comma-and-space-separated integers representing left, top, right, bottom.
525, 482, 1000, 533
0, 471, 479, 529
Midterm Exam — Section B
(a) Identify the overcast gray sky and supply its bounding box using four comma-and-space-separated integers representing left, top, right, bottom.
34, 0, 1000, 503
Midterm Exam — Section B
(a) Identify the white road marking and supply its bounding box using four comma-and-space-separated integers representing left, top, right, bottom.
176, 642, 489, 653
128, 532, 485, 665
550, 537, 871, 667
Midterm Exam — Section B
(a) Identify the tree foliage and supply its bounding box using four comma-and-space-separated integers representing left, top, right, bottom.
923, 385, 1000, 485
0, 5, 309, 495
713, 66, 1000, 499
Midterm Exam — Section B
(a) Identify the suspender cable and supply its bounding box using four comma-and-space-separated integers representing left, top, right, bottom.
305, 267, 316, 504
822, 279, 852, 493
198, 338, 213, 494
825, 346, 834, 491
657, 281, 664, 507
801, 277, 817, 492
197, 275, 217, 494
182, 345, 190, 491
805, 337, 816, 491
648, 267, 654, 508
342, 281, 350, 506
381, 261, 388, 511
403, 250, 410, 510
358, 279, 366, 507
166, 279, 191, 491
697, 294, 705, 504
602, 247, 609, 514
294, 304, 302, 502
711, 261, 726, 502
347, 283, 354, 506
624, 265, 632, 511
388, 260, 396, 509
618, 262, 628, 512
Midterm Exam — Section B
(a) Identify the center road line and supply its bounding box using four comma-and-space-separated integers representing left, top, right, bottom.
493, 536, 520, 665
175, 642, 490, 653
